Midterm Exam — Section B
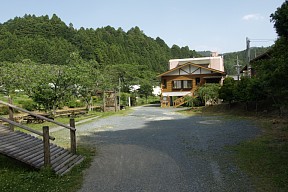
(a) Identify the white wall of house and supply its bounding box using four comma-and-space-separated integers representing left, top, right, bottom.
167, 65, 214, 76
168, 52, 224, 72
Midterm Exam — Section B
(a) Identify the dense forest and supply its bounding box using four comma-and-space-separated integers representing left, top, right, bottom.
0, 14, 200, 74
0, 14, 271, 77
0, 14, 202, 110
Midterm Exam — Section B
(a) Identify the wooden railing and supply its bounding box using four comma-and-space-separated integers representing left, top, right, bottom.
173, 97, 185, 107
0, 99, 77, 167
173, 93, 193, 108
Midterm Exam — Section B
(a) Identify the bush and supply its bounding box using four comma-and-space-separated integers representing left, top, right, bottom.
0, 106, 9, 115
67, 100, 84, 108
18, 100, 37, 111
185, 96, 201, 107
120, 93, 131, 106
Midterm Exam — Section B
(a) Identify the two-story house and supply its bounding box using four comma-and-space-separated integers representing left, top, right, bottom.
158, 52, 226, 107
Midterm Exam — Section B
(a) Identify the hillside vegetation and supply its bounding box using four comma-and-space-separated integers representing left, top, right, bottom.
0, 14, 200, 74
0, 14, 275, 113
0, 14, 203, 111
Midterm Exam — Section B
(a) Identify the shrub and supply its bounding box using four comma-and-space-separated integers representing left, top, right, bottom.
0, 106, 9, 115
185, 96, 201, 107
18, 100, 37, 111
67, 100, 84, 108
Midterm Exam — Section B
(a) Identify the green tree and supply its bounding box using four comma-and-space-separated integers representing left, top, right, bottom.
0, 62, 31, 98
247, 78, 267, 112
196, 83, 220, 106
270, 1, 288, 38
24, 63, 80, 113
138, 81, 153, 103
219, 77, 236, 107
251, 1, 288, 114
67, 53, 101, 110
234, 77, 251, 109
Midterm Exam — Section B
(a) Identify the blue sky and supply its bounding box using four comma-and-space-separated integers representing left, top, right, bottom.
0, 0, 284, 53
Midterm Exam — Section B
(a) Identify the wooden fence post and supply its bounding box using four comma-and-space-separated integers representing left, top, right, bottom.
43, 126, 51, 167
70, 118, 76, 154
103, 91, 106, 112
8, 97, 14, 131
114, 90, 117, 112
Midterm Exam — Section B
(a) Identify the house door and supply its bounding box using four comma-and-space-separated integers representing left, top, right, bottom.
170, 96, 173, 106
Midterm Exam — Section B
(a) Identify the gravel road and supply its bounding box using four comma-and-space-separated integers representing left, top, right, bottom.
77, 104, 260, 192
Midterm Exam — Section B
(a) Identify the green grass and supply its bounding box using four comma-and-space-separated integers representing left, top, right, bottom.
197, 104, 288, 192
0, 145, 95, 192
0, 93, 31, 105
231, 119, 288, 192
182, 105, 288, 191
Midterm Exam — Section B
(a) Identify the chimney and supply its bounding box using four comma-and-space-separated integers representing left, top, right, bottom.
211, 52, 218, 57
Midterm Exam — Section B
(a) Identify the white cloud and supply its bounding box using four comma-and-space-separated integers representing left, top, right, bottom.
242, 14, 264, 21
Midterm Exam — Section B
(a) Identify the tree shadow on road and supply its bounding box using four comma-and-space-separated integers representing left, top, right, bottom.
77, 113, 261, 191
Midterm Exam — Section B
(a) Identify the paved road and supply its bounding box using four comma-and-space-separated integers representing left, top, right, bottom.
77, 105, 260, 192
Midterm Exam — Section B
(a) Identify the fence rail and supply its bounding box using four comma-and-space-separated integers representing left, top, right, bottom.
0, 99, 78, 168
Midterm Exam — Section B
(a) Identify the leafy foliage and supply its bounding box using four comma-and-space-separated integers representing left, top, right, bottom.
219, 77, 236, 105
184, 96, 201, 107
250, 1, 288, 112
219, 77, 267, 110
138, 81, 153, 103
0, 14, 201, 74
270, 1, 288, 38
196, 83, 220, 105
0, 14, 203, 111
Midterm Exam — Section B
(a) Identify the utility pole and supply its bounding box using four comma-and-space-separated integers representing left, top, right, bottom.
118, 78, 121, 110
234, 55, 241, 81
246, 37, 251, 77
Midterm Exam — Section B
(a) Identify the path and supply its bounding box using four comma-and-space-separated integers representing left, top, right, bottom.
77, 105, 260, 192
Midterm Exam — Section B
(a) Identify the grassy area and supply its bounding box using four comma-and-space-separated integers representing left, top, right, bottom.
0, 107, 132, 192
183, 105, 288, 192
0, 146, 95, 192
0, 94, 31, 105
232, 119, 288, 192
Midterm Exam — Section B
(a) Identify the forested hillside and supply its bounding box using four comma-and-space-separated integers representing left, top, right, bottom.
0, 14, 200, 73
0, 14, 271, 76
0, 14, 203, 110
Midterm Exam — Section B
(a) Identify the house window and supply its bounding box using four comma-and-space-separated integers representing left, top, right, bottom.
173, 80, 182, 89
162, 79, 167, 89
196, 78, 200, 85
205, 78, 220, 83
183, 80, 192, 88
173, 80, 192, 89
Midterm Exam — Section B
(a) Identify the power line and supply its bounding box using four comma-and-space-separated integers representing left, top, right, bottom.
248, 38, 275, 42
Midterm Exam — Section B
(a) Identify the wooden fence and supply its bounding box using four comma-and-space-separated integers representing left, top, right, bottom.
0, 99, 77, 167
